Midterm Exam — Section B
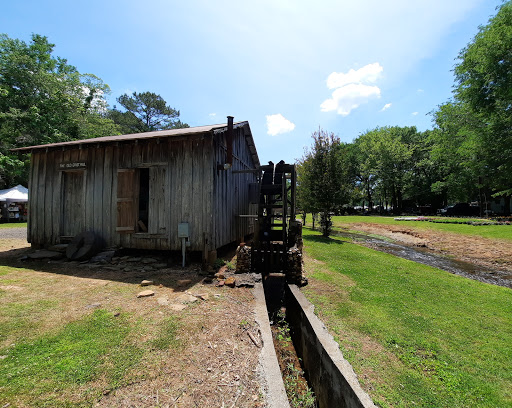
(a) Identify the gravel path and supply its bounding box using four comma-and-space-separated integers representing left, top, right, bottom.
0, 226, 27, 240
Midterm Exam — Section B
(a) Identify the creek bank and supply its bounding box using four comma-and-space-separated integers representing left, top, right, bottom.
341, 222, 512, 274
334, 229, 512, 289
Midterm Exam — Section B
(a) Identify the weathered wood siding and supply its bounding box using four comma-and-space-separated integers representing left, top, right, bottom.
212, 124, 258, 249
29, 135, 214, 251
28, 125, 257, 252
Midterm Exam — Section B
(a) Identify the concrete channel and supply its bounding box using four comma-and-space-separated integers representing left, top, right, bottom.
255, 279, 376, 408
285, 284, 376, 408
253, 282, 290, 408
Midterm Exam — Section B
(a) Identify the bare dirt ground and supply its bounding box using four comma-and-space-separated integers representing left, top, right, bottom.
344, 222, 512, 273
0, 231, 265, 407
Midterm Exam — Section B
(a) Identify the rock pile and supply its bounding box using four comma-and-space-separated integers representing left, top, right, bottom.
287, 245, 306, 286
235, 244, 251, 273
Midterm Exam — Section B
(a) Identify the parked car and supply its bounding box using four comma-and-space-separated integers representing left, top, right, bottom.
438, 203, 480, 216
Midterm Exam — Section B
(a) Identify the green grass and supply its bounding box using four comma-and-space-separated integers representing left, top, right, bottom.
302, 228, 512, 408
327, 215, 512, 241
0, 263, 184, 408
150, 316, 181, 350
0, 222, 27, 229
0, 299, 59, 344
0, 309, 145, 407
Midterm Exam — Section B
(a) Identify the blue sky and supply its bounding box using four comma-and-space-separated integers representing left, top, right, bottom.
1, 0, 502, 164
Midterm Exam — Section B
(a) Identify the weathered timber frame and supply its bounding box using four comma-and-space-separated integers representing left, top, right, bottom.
15, 122, 260, 257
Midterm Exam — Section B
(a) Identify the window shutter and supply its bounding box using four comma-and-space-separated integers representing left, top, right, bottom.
116, 169, 137, 232
148, 167, 168, 235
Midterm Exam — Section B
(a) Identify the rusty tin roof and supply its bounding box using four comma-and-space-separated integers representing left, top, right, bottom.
12, 121, 249, 152
12, 120, 260, 168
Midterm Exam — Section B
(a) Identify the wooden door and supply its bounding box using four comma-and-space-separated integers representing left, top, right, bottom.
148, 166, 168, 235
61, 170, 85, 237
116, 169, 137, 233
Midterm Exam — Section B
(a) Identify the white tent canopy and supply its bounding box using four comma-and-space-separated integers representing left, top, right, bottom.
0, 185, 28, 202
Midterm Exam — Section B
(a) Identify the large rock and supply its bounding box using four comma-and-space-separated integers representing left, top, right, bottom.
90, 250, 116, 263
140, 280, 154, 286
225, 277, 236, 287
66, 231, 99, 261
136, 290, 155, 298
175, 293, 198, 303
47, 244, 68, 253
28, 250, 63, 260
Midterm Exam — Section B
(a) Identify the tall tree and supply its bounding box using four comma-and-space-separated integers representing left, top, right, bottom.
353, 127, 416, 213
454, 1, 512, 212
0, 34, 118, 187
430, 101, 488, 208
111, 91, 189, 133
297, 128, 349, 237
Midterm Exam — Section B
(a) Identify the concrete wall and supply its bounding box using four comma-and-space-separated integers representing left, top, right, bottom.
253, 283, 290, 408
286, 284, 376, 408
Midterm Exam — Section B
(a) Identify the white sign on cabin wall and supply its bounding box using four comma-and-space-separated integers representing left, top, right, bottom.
58, 162, 87, 170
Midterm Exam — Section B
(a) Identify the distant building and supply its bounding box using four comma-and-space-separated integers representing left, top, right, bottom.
490, 197, 512, 215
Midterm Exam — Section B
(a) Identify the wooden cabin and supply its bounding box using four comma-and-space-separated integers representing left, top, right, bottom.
14, 118, 260, 260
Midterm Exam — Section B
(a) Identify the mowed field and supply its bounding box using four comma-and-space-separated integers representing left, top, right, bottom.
301, 221, 512, 408
327, 215, 512, 272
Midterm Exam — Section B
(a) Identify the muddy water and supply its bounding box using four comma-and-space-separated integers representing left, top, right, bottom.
335, 230, 512, 289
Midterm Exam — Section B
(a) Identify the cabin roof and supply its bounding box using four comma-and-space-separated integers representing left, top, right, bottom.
12, 121, 259, 167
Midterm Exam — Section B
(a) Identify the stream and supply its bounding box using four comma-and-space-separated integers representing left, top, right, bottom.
335, 230, 512, 289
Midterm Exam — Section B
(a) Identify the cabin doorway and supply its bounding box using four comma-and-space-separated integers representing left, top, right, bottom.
116, 167, 167, 236
61, 170, 85, 238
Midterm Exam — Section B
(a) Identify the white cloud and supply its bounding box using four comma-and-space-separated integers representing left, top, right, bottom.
321, 63, 383, 116
412, 111, 419, 116
326, 63, 383, 89
266, 114, 295, 136
417, 89, 424, 93
320, 84, 381, 116
209, 113, 216, 117
380, 103, 392, 112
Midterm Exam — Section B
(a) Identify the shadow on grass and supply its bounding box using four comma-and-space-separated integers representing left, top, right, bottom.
303, 233, 346, 245
0, 245, 206, 294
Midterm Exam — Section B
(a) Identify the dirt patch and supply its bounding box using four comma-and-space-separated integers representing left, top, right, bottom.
0, 238, 31, 255
346, 223, 512, 272
0, 238, 264, 407
97, 290, 262, 408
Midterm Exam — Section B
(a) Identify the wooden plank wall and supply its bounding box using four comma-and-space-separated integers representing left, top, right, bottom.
212, 125, 258, 249
28, 134, 218, 252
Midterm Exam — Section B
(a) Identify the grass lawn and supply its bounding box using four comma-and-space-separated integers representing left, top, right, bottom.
0, 264, 180, 407
0, 259, 260, 407
301, 228, 512, 408
0, 222, 27, 229
329, 215, 512, 241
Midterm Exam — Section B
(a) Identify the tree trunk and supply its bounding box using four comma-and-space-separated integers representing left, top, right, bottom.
320, 211, 332, 237
478, 176, 484, 217
504, 196, 511, 216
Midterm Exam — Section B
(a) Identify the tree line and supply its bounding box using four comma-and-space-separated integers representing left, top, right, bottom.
0, 34, 187, 188
298, 2, 512, 236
